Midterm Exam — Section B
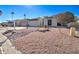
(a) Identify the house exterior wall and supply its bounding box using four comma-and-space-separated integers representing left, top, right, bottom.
51, 18, 57, 26
28, 20, 40, 27
38, 17, 44, 26
39, 17, 57, 27
15, 20, 27, 27
44, 18, 47, 26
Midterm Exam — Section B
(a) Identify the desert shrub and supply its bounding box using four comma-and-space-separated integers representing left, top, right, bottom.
67, 22, 79, 29
44, 25, 48, 28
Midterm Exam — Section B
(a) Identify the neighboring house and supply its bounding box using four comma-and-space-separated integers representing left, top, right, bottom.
0, 24, 2, 27
6, 19, 28, 27
15, 19, 41, 27
7, 21, 14, 27
15, 20, 27, 27
0, 22, 8, 26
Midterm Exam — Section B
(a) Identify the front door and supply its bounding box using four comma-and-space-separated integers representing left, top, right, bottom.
48, 20, 52, 26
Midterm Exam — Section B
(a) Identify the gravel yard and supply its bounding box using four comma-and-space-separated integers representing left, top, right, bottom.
5, 28, 79, 54
0, 48, 1, 54
5, 29, 34, 40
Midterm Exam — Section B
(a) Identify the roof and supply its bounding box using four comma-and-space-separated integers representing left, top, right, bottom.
43, 16, 54, 19
29, 18, 38, 21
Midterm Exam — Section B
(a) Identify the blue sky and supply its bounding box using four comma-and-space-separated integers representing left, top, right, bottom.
0, 5, 79, 23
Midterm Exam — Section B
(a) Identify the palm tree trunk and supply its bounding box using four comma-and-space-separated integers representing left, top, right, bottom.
12, 14, 15, 30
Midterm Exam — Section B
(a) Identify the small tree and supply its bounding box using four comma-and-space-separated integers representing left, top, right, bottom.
57, 11, 75, 26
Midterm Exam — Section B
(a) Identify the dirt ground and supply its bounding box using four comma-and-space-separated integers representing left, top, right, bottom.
6, 28, 79, 54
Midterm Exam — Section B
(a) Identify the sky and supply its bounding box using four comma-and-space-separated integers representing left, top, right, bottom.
0, 5, 79, 23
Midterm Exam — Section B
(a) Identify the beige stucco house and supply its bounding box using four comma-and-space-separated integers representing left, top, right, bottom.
39, 16, 57, 27
27, 16, 57, 27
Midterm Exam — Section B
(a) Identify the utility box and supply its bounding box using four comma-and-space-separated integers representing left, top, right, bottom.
69, 27, 76, 37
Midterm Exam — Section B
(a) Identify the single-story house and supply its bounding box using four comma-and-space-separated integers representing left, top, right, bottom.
14, 16, 57, 27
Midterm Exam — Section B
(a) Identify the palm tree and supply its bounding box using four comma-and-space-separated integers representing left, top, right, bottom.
11, 11, 15, 30
0, 10, 2, 16
0, 10, 3, 27
24, 14, 28, 29
24, 14, 26, 19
